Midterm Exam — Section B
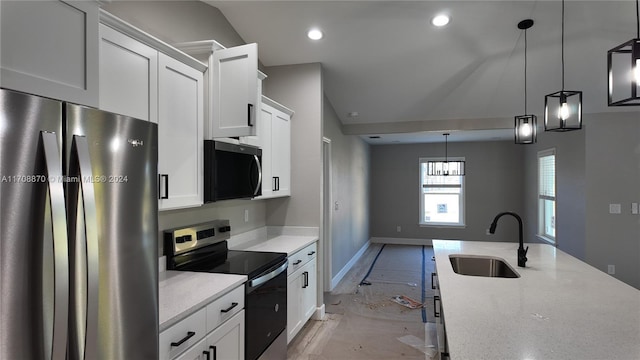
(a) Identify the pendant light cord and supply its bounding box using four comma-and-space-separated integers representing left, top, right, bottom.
561, 0, 565, 91
524, 28, 528, 115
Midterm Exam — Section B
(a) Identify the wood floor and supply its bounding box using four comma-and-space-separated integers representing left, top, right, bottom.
287, 244, 439, 360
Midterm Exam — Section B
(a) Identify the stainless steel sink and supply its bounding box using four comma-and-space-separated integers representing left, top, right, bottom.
449, 255, 520, 278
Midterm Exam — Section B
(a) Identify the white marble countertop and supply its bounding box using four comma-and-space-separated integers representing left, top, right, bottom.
158, 271, 246, 332
230, 234, 318, 256
432, 240, 640, 360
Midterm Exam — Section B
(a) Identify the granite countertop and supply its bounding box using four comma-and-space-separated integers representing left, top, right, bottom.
231, 234, 318, 256
158, 271, 246, 332
432, 240, 640, 360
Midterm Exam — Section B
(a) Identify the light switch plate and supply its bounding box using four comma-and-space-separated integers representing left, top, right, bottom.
609, 204, 622, 214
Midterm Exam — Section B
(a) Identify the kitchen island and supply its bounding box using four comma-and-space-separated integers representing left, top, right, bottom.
432, 240, 640, 360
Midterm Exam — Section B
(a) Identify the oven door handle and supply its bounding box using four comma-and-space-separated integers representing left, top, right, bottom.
249, 260, 288, 288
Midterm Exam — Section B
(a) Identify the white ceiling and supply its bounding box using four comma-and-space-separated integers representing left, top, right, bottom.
208, 0, 638, 143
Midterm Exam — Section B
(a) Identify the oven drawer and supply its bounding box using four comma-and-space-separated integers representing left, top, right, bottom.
159, 307, 207, 360
287, 242, 317, 276
206, 285, 245, 332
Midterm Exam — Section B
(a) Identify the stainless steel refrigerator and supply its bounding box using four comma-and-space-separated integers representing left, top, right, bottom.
0, 88, 159, 359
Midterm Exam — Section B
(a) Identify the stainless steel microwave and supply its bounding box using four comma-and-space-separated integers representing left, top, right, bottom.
204, 140, 262, 202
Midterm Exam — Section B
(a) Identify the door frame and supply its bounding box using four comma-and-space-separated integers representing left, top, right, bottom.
321, 137, 333, 291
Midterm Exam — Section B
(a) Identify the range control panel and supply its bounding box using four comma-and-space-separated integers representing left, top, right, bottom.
164, 219, 231, 256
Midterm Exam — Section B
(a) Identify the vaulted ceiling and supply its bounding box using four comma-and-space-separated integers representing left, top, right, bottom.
208, 1, 638, 142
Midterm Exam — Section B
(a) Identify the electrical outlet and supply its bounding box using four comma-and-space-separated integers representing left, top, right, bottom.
244, 209, 249, 222
607, 265, 615, 275
396, 226, 401, 232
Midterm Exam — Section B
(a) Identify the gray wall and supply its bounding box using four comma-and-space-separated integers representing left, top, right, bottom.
585, 112, 640, 289
263, 64, 323, 228
523, 127, 586, 260
323, 95, 371, 279
370, 141, 525, 242
103, 1, 268, 254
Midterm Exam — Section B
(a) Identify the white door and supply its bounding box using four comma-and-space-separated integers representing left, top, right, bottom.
99, 24, 158, 123
158, 53, 204, 210
210, 43, 258, 138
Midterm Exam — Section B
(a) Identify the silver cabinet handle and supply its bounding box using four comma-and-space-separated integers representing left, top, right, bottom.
41, 131, 70, 360
67, 135, 99, 360
253, 155, 262, 196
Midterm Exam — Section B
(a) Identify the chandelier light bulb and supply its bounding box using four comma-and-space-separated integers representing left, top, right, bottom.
559, 101, 570, 120
635, 59, 640, 84
520, 122, 532, 137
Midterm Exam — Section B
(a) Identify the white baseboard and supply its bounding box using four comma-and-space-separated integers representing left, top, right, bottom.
370, 237, 433, 246
312, 304, 325, 320
330, 240, 371, 290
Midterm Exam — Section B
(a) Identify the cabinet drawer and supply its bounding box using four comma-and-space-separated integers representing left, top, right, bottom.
206, 285, 245, 332
159, 307, 207, 360
287, 242, 317, 276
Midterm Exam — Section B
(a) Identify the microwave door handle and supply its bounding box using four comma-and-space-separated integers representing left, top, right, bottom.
70, 135, 99, 360
253, 155, 262, 196
41, 131, 70, 360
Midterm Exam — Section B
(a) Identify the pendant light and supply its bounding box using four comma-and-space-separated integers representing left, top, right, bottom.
515, 19, 537, 144
426, 133, 465, 176
544, 0, 582, 132
607, 0, 640, 106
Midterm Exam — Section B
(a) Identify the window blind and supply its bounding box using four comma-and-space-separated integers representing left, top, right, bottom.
539, 154, 555, 197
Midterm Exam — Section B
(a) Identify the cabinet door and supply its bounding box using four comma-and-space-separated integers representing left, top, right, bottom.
209, 43, 258, 138
158, 53, 204, 210
256, 104, 274, 199
174, 337, 207, 360
286, 269, 303, 344
271, 109, 291, 196
99, 24, 158, 123
301, 260, 317, 322
0, 0, 99, 106
205, 311, 245, 360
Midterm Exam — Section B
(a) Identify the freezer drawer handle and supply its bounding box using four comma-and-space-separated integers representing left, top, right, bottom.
220, 302, 238, 313
170, 331, 195, 347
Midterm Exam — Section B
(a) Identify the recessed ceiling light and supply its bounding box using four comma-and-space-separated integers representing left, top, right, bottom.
307, 28, 323, 40
431, 14, 450, 27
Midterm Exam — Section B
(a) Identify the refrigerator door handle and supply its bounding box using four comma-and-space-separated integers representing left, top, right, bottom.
69, 135, 100, 360
41, 131, 70, 360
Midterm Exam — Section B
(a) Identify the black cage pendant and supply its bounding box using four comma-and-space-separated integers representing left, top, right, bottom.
544, 0, 582, 132
514, 19, 537, 144
607, 0, 640, 106
426, 133, 465, 176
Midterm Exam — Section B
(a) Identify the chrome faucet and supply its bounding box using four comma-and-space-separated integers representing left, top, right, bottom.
489, 212, 528, 267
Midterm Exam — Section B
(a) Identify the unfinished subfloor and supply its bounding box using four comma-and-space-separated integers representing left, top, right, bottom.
287, 244, 439, 360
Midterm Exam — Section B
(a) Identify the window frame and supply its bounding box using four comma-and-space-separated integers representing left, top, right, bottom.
537, 148, 556, 244
419, 157, 466, 227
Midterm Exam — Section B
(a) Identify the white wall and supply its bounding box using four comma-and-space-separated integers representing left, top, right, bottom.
585, 112, 640, 289
323, 95, 371, 280
262, 63, 324, 228
370, 141, 525, 243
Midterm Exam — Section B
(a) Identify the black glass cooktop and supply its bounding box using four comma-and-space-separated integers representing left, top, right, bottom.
206, 250, 286, 278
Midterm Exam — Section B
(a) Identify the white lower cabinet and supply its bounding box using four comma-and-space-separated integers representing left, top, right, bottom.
287, 242, 317, 344
160, 286, 245, 360
175, 311, 245, 360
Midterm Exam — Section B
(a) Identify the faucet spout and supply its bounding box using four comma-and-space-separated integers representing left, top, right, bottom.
489, 212, 528, 267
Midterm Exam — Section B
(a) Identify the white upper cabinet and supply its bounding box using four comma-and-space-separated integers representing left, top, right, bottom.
0, 0, 99, 106
176, 41, 261, 139
211, 43, 258, 138
99, 11, 206, 211
99, 24, 158, 123
257, 97, 293, 199
157, 53, 204, 211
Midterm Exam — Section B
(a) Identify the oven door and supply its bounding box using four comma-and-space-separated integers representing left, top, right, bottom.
245, 259, 288, 360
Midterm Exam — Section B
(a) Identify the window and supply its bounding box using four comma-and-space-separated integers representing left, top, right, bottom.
538, 149, 556, 243
419, 157, 465, 226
